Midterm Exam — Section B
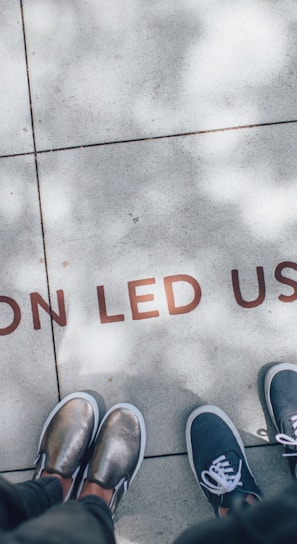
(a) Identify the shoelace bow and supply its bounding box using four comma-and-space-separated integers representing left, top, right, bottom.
276, 414, 297, 457
200, 454, 243, 495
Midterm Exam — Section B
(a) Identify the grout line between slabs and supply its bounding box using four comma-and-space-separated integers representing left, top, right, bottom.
0, 468, 34, 475
20, 0, 61, 401
1, 442, 282, 474
1, 118, 297, 160
144, 442, 282, 461
34, 118, 297, 155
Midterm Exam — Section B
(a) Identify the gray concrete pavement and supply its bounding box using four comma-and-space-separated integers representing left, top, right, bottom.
1, 1, 297, 542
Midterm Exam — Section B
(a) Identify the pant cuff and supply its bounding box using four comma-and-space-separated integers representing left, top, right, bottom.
79, 495, 114, 534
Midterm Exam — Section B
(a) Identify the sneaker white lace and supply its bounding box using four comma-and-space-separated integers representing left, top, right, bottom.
200, 455, 243, 496
276, 414, 297, 457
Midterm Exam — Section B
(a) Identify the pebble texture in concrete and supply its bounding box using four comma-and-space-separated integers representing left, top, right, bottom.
0, 155, 58, 471
37, 123, 297, 456
0, 1, 33, 155
1, 2, 297, 543
23, 0, 297, 149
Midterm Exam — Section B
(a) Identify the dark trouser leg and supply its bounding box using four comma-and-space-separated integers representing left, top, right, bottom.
79, 495, 115, 542
174, 483, 297, 544
0, 477, 115, 544
1, 496, 115, 544
0, 476, 62, 530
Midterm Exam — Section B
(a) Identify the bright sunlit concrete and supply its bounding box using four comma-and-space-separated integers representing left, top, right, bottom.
1, 2, 297, 543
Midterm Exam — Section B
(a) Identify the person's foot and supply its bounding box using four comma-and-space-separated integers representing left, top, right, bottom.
265, 362, 297, 477
78, 403, 146, 516
186, 405, 262, 517
34, 391, 100, 501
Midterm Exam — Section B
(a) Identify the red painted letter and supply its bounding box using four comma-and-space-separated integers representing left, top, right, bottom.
275, 261, 297, 302
0, 296, 21, 335
128, 278, 159, 320
30, 290, 66, 330
164, 274, 201, 315
97, 285, 125, 323
231, 267, 265, 308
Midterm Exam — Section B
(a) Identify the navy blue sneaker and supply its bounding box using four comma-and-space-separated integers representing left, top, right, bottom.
186, 405, 262, 517
265, 363, 297, 477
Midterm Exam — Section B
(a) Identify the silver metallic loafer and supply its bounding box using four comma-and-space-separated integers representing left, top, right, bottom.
34, 391, 100, 500
79, 402, 146, 515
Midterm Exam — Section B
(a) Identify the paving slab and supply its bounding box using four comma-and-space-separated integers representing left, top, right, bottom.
0, 155, 59, 471
2, 470, 34, 484
116, 445, 291, 544
23, 0, 297, 150
1, 445, 291, 544
0, 1, 33, 156
37, 122, 297, 457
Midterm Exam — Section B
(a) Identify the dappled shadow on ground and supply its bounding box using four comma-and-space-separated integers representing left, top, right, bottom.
1, 2, 297, 542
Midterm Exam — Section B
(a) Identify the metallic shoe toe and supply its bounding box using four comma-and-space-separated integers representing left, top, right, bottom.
86, 403, 146, 513
34, 392, 99, 480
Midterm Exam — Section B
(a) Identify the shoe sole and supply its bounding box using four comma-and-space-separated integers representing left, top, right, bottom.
94, 402, 146, 485
264, 362, 297, 431
185, 405, 255, 484
36, 391, 100, 455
